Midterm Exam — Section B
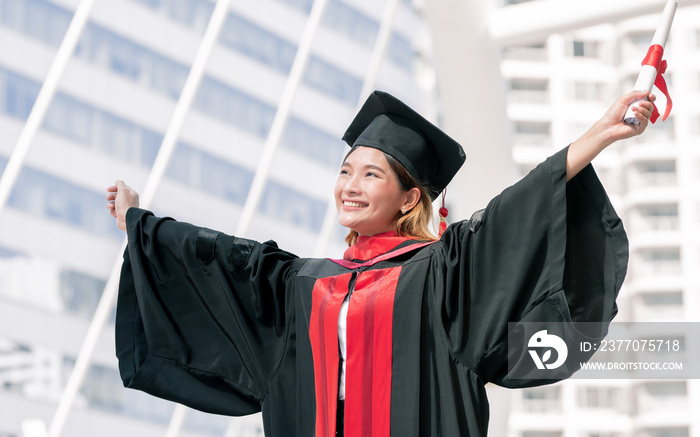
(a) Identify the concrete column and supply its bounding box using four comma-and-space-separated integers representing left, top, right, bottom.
422, 0, 516, 220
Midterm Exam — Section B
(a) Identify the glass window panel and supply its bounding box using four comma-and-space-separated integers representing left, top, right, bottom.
75, 24, 112, 66
4, 70, 40, 120
195, 77, 275, 137
2, 65, 163, 169
149, 54, 188, 99
0, 0, 23, 29
571, 40, 598, 58
640, 292, 683, 306
645, 381, 687, 396
0, 0, 72, 47
166, 143, 196, 184
275, 0, 312, 13
281, 117, 345, 167
44, 94, 94, 144
107, 34, 144, 80
140, 130, 162, 166
167, 0, 210, 30
219, 13, 296, 73
323, 0, 378, 48
388, 32, 413, 71
522, 432, 562, 437
304, 56, 362, 105
0, 245, 21, 257
60, 270, 106, 319
199, 150, 253, 203
133, 0, 162, 7
122, 387, 174, 424
167, 143, 254, 204
646, 429, 689, 437
8, 167, 122, 238
259, 181, 325, 230
99, 112, 140, 161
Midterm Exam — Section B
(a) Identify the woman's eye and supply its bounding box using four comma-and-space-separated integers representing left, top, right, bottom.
366, 172, 378, 178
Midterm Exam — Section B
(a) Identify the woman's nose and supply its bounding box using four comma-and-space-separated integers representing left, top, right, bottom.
343, 174, 360, 195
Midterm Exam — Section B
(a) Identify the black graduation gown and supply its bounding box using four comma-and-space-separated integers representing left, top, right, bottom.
115, 146, 628, 436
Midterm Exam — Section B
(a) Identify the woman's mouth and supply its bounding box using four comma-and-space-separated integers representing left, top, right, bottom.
343, 201, 368, 208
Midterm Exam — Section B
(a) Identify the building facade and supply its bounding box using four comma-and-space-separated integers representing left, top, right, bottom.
500, 3, 700, 437
0, 0, 434, 435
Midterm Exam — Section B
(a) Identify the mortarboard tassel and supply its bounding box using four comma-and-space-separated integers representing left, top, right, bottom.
439, 189, 448, 237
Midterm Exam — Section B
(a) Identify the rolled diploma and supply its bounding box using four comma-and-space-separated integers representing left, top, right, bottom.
624, 0, 677, 124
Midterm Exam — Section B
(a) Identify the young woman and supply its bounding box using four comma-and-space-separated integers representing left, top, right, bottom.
108, 90, 655, 437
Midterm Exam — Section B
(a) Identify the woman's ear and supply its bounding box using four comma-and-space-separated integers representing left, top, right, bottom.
402, 187, 421, 212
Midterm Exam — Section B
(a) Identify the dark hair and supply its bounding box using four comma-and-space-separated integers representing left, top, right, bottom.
343, 149, 437, 246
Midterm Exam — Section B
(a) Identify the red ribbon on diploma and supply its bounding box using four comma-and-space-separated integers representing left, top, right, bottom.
642, 44, 672, 123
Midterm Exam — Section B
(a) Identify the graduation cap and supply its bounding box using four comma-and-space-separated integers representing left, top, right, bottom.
342, 91, 465, 200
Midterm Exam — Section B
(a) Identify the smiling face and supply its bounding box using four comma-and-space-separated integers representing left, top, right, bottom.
334, 146, 419, 237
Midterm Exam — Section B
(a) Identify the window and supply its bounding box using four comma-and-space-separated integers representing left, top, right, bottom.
0, 245, 20, 257
275, 0, 313, 13
0, 0, 72, 47
5, 65, 161, 167
388, 32, 414, 71
60, 270, 108, 321
304, 57, 362, 105
571, 40, 598, 58
502, 43, 548, 62
147, 55, 187, 100
522, 432, 562, 437
636, 248, 681, 276
167, 0, 213, 32
2, 69, 39, 120
628, 31, 655, 50
645, 429, 689, 437
569, 81, 606, 101
281, 118, 345, 167
8, 167, 122, 238
640, 291, 683, 306
520, 386, 560, 412
166, 143, 254, 204
0, 337, 60, 399
508, 78, 549, 104
259, 180, 326, 231
75, 24, 190, 100
219, 13, 297, 74
577, 386, 617, 408
631, 160, 676, 187
323, 0, 379, 48
513, 121, 550, 147
130, 0, 214, 33
644, 381, 687, 397
636, 204, 678, 231
195, 77, 276, 138
44, 94, 94, 145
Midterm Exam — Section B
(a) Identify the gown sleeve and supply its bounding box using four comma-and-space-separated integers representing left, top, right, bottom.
437, 146, 628, 387
115, 207, 299, 415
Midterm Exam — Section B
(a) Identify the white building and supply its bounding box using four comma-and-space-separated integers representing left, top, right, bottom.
0, 0, 435, 435
497, 2, 700, 437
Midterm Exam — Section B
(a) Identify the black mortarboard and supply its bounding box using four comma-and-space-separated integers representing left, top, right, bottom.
342, 91, 465, 200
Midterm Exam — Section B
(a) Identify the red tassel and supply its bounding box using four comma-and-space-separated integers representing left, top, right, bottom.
438, 189, 448, 237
